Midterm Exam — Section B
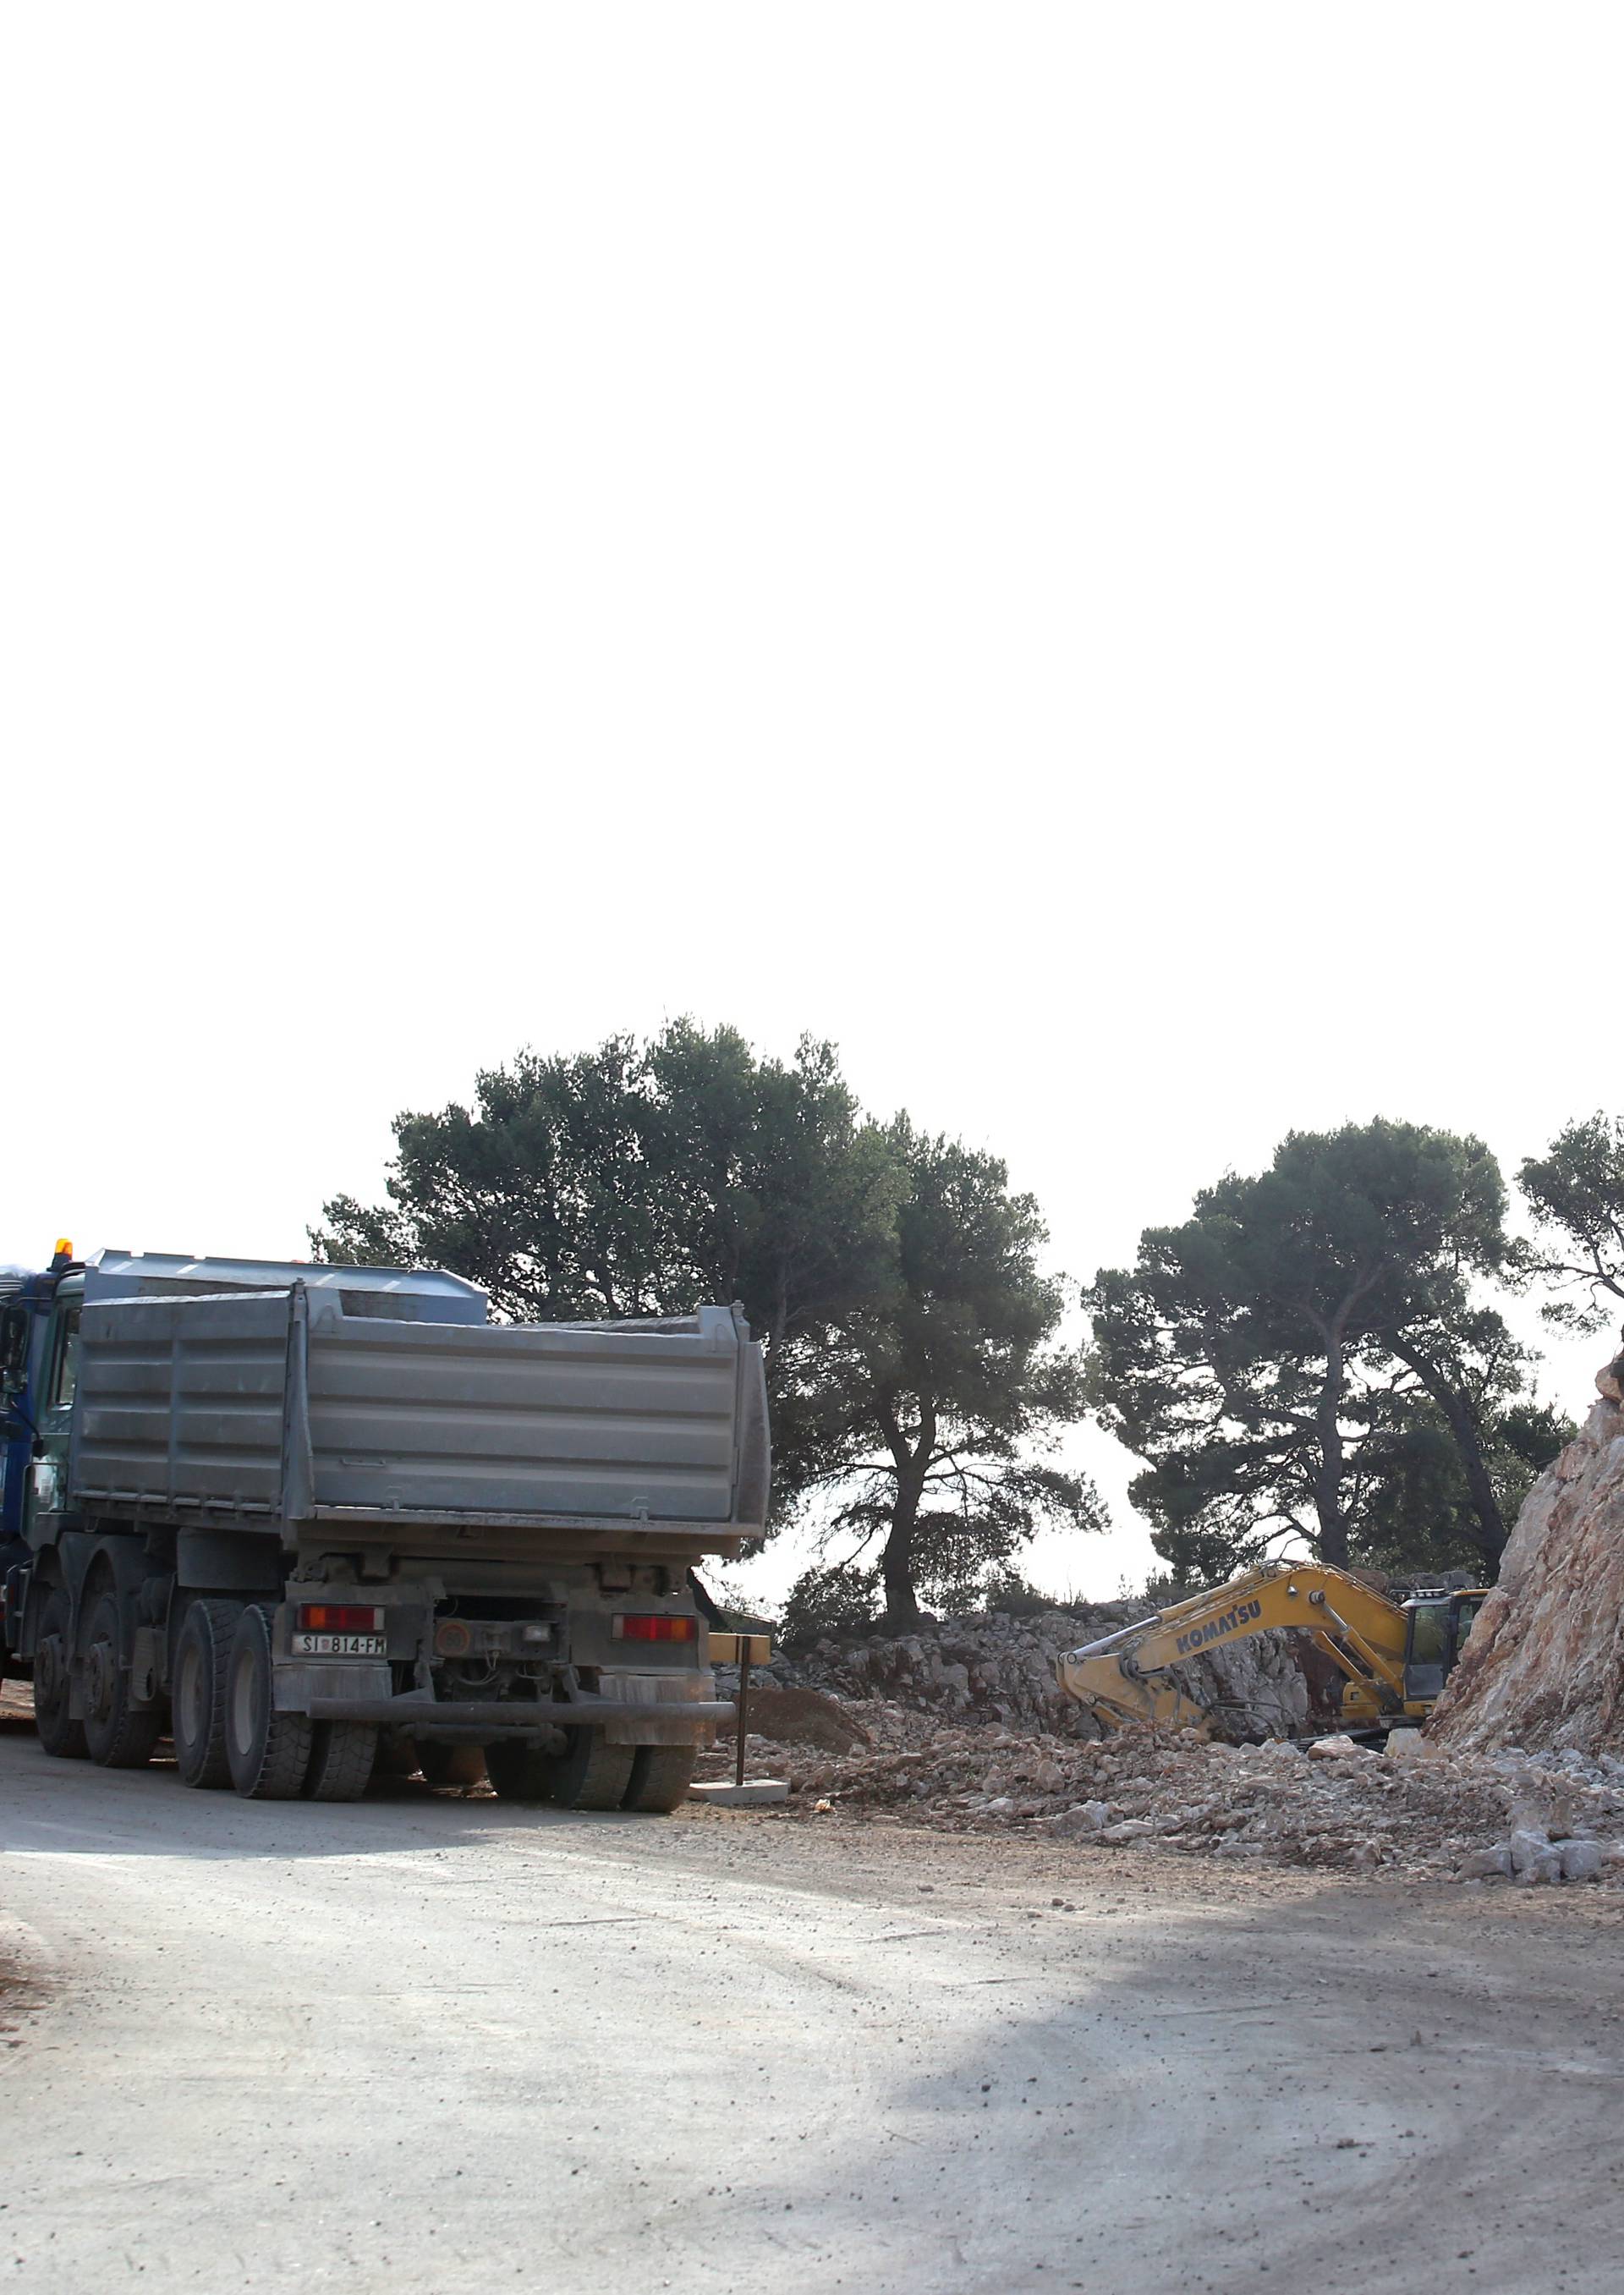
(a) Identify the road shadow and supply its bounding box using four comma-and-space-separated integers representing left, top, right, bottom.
716, 1870, 1624, 2295
0, 1732, 684, 1860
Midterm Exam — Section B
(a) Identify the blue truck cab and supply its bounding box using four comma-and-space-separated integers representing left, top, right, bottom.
1, 1242, 83, 1672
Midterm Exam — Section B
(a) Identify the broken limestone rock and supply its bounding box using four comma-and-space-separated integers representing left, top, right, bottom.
1384, 1728, 1430, 1762
1560, 1838, 1606, 1882
692, 1698, 1624, 1884
772, 1599, 1319, 1743
1307, 1734, 1367, 1761
1430, 1370, 1624, 1759
1048, 1799, 1111, 1837
1180, 1630, 1314, 1739
1459, 1845, 1514, 1880
1508, 1825, 1555, 1876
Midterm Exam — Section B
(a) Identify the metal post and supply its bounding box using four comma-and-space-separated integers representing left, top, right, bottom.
735, 1641, 751, 1791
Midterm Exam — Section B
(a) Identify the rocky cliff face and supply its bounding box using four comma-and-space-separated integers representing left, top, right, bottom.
1430, 1357, 1624, 1756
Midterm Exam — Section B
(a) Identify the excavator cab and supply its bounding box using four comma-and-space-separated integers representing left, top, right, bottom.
1400, 1592, 1488, 1706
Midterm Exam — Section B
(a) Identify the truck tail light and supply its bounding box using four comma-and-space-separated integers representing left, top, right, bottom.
611, 1614, 698, 1644
298, 1605, 384, 1633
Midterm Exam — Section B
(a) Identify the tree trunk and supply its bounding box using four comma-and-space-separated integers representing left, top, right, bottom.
1312, 1342, 1351, 1567
1394, 1344, 1506, 1568
881, 1524, 922, 1633
687, 1568, 726, 1627
879, 1402, 933, 1630
766, 1266, 790, 1360
880, 1485, 924, 1629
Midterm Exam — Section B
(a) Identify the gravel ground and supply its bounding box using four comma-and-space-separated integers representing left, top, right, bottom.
4, 1722, 1624, 2293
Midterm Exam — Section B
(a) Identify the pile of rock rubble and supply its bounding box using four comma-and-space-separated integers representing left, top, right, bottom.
766, 1600, 1318, 1741
700, 1704, 1624, 1884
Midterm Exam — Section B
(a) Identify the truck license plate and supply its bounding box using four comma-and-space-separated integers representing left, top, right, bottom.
291, 1633, 387, 1657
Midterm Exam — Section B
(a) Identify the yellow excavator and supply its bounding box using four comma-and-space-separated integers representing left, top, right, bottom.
1053, 1560, 1490, 1736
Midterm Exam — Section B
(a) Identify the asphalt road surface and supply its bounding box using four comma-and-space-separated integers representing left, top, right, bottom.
3, 1720, 1622, 2293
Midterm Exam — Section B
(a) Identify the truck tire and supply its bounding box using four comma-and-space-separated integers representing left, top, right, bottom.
33, 1587, 87, 1761
225, 1604, 314, 1799
552, 1730, 636, 1810
483, 1730, 634, 1809
80, 1589, 162, 1769
623, 1746, 697, 1814
304, 1722, 378, 1803
172, 1598, 243, 1789
417, 1743, 486, 1789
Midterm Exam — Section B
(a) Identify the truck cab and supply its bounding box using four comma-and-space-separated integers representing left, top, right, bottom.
1, 1244, 83, 1660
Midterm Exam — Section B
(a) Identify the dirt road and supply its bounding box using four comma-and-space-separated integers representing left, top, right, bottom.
3, 1723, 1621, 2293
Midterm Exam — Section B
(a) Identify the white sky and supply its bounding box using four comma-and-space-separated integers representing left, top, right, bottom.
4, 6, 1619, 1604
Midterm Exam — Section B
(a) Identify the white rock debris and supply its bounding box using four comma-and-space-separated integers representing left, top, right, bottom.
765, 1600, 1316, 1742
695, 1705, 1624, 1885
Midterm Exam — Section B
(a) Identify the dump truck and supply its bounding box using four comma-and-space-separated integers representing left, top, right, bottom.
1054, 1559, 1490, 1736
0, 1244, 768, 1809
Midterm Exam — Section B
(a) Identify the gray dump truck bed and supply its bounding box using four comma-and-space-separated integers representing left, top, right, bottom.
69, 1282, 769, 1554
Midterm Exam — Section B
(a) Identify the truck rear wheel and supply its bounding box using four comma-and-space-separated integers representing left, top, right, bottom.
304, 1722, 377, 1803
623, 1746, 697, 1814
484, 1729, 635, 1809
81, 1589, 162, 1769
225, 1605, 314, 1799
173, 1598, 243, 1788
33, 1588, 87, 1760
547, 1729, 636, 1810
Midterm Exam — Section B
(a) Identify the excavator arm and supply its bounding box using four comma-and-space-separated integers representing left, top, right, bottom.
1053, 1562, 1416, 1734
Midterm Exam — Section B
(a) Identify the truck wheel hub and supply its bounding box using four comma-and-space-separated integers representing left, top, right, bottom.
36, 1636, 65, 1707
85, 1640, 113, 1715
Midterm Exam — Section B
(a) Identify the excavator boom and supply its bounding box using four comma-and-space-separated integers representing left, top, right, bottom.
1054, 1562, 1486, 1735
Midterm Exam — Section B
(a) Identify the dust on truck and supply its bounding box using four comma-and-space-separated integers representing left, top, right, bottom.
0, 1246, 768, 1810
